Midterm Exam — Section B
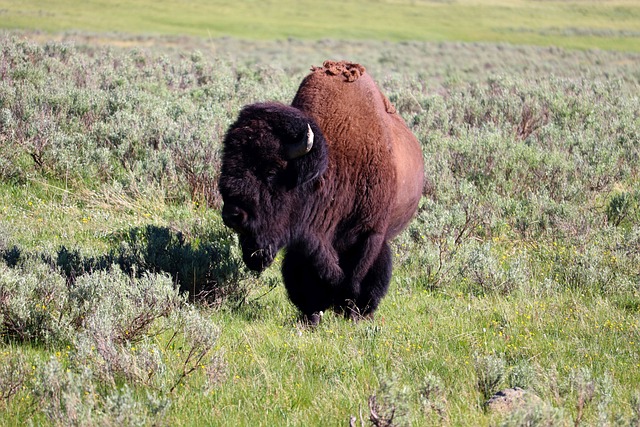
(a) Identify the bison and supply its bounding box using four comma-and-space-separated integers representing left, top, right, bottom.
219, 61, 424, 324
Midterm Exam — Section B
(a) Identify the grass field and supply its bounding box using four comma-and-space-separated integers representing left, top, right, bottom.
0, 33, 638, 425
1, 1, 640, 426
1, 0, 640, 51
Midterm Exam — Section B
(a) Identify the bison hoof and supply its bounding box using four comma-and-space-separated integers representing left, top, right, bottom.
302, 311, 323, 327
339, 303, 374, 322
349, 311, 375, 322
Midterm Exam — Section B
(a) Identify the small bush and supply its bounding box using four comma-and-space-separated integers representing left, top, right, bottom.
31, 357, 169, 427
0, 349, 29, 405
0, 258, 68, 343
474, 354, 507, 402
164, 306, 220, 392
606, 190, 639, 227
507, 362, 537, 390
500, 401, 564, 427
461, 243, 516, 295
67, 267, 183, 343
419, 373, 448, 422
362, 372, 412, 427
31, 358, 99, 426
563, 368, 596, 426
68, 268, 181, 386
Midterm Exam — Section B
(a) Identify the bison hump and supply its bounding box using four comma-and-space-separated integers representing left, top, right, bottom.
308, 61, 396, 114
310, 60, 366, 83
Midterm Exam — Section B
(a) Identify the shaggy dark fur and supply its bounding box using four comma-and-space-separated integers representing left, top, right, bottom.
219, 61, 424, 324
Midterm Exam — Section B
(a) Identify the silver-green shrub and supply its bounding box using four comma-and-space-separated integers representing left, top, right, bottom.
67, 267, 183, 343
500, 401, 564, 427
0, 349, 29, 405
0, 252, 220, 423
31, 358, 100, 426
32, 356, 169, 427
68, 269, 173, 387
474, 353, 507, 402
0, 258, 68, 342
419, 372, 448, 422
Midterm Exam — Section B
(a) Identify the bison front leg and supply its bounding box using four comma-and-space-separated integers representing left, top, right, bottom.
349, 231, 386, 289
337, 232, 388, 318
352, 241, 392, 318
307, 238, 344, 285
282, 249, 334, 325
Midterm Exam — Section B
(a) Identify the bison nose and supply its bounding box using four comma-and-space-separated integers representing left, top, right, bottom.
221, 205, 248, 231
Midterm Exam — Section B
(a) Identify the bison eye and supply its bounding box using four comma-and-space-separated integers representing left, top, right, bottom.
262, 167, 282, 184
221, 204, 248, 231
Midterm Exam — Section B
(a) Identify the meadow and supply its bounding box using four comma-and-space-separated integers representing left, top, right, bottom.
0, 5, 640, 425
1, 0, 640, 52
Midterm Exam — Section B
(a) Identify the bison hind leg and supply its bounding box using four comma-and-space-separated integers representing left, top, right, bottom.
344, 242, 393, 320
282, 249, 333, 324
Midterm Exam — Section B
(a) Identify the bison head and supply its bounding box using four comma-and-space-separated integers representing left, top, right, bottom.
218, 103, 329, 272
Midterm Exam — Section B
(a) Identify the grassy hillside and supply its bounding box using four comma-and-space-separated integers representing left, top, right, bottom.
0, 34, 639, 425
1, 0, 640, 51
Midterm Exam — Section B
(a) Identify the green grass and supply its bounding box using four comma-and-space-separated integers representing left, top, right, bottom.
0, 180, 200, 254
1, 33, 639, 425
171, 285, 638, 426
1, 0, 640, 51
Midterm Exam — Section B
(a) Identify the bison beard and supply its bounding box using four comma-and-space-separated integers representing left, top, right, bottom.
219, 61, 424, 325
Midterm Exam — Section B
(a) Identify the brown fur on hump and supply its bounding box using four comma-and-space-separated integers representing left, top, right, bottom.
293, 60, 424, 240
310, 60, 366, 83
292, 61, 398, 238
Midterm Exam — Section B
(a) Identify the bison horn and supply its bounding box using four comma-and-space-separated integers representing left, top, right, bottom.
285, 124, 314, 159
